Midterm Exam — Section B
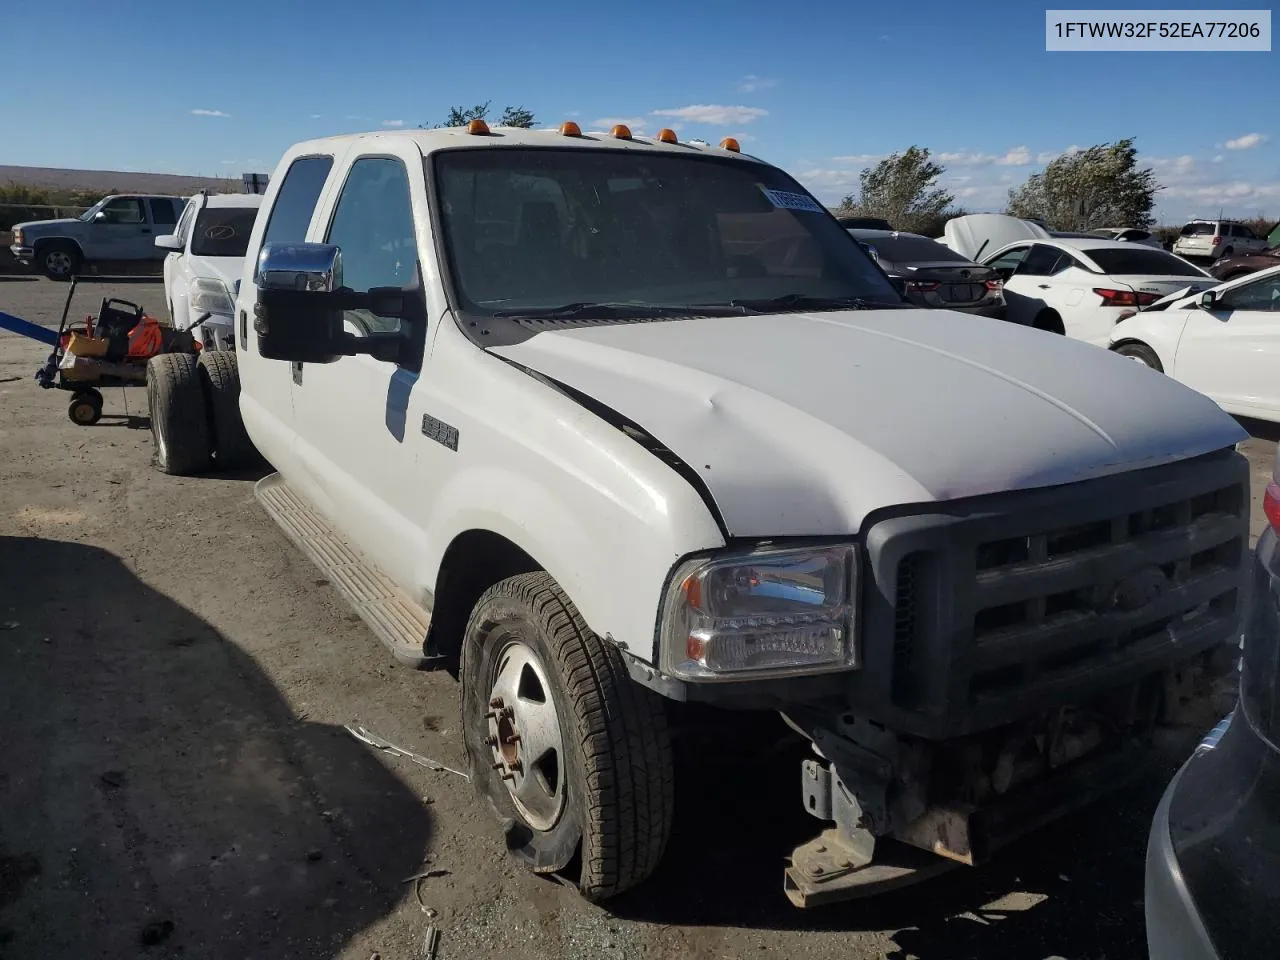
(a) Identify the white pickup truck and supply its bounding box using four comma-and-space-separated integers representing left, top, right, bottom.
146, 122, 1250, 906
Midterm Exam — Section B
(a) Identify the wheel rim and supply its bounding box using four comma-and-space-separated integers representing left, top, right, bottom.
71, 402, 95, 424
486, 638, 566, 832
45, 251, 72, 276
150, 393, 168, 465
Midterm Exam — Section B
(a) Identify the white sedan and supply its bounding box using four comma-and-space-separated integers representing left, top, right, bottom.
157, 193, 263, 348
1109, 264, 1280, 423
981, 237, 1214, 344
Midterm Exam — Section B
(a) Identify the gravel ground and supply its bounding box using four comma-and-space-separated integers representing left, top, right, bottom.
0, 276, 1273, 960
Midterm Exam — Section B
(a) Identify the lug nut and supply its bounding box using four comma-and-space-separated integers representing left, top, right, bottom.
482, 735, 498, 747
504, 734, 521, 745
509, 760, 523, 773
501, 772, 516, 781
491, 762, 505, 771
484, 711, 497, 720
489, 697, 504, 708
807, 863, 824, 877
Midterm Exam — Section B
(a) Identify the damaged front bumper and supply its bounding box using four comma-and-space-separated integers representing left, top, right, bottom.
781, 647, 1236, 908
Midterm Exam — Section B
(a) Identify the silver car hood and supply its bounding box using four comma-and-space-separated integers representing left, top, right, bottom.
493, 309, 1245, 536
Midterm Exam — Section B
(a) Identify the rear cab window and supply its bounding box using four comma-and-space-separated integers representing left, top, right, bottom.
149, 198, 179, 226
1181, 222, 1216, 236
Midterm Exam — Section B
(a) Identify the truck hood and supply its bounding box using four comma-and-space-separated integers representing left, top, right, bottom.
12, 217, 81, 234
944, 214, 1050, 261
492, 309, 1245, 537
190, 256, 245, 289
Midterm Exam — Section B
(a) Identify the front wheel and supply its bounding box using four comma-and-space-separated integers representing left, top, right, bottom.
67, 389, 103, 426
1114, 342, 1164, 372
39, 243, 81, 280
461, 572, 675, 901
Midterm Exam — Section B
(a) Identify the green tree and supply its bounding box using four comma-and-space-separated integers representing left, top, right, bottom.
498, 105, 536, 129
428, 101, 536, 129
1006, 139, 1160, 230
837, 146, 954, 234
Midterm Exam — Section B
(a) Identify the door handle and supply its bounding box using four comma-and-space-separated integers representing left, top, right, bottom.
1037, 284, 1051, 289
292, 361, 303, 386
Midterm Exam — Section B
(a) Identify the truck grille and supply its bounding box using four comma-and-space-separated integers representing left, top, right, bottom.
859, 449, 1249, 737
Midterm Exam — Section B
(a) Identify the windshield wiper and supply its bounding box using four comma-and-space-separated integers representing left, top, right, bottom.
709, 293, 906, 313
492, 301, 748, 320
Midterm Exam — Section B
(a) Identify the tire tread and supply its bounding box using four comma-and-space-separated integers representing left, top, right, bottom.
479, 572, 674, 900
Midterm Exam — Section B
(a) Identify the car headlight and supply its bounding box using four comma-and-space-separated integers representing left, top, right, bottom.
12, 229, 23, 245
658, 544, 858, 681
190, 277, 235, 317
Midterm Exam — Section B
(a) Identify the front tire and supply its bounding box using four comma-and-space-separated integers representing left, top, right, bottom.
67, 389, 103, 426
147, 353, 210, 475
1032, 309, 1065, 335
39, 242, 81, 281
1114, 341, 1164, 372
461, 572, 675, 901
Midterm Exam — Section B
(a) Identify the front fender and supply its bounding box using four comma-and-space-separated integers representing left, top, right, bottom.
416, 325, 726, 663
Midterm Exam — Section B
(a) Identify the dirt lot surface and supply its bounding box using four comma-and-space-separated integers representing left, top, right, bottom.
1, 276, 1274, 960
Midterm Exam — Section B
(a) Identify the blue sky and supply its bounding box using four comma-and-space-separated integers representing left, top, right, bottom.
2, 0, 1275, 223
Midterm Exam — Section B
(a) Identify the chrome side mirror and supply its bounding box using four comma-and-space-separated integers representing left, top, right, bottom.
256, 241, 341, 291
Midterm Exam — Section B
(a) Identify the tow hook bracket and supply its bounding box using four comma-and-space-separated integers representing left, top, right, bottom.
784, 832, 956, 908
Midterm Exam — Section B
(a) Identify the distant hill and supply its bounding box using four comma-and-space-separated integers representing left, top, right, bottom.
0, 164, 241, 196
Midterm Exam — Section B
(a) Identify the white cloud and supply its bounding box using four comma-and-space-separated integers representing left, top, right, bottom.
651, 104, 768, 125
1225, 132, 1267, 150
830, 153, 883, 165
310, 113, 323, 119
1036, 144, 1083, 164
219, 160, 239, 165
191, 108, 230, 118
878, 34, 890, 40
594, 116, 648, 132
344, 114, 370, 121
793, 168, 863, 199
564, 110, 581, 117
736, 75, 777, 93
938, 146, 1032, 167
382, 120, 405, 127
1213, 154, 1224, 163
999, 146, 1031, 166
1149, 154, 1197, 176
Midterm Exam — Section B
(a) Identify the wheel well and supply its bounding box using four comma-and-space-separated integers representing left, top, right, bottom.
1111, 338, 1164, 373
1032, 309, 1065, 334
426, 530, 541, 664
33, 237, 83, 258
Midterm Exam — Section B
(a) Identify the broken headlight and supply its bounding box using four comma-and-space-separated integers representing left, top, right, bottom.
659, 544, 858, 681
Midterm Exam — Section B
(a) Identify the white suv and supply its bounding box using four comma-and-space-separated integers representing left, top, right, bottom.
1173, 219, 1268, 261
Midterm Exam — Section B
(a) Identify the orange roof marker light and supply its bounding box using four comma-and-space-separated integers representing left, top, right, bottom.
610, 124, 633, 140
466, 118, 490, 135
560, 120, 582, 137
656, 127, 678, 144
720, 137, 741, 153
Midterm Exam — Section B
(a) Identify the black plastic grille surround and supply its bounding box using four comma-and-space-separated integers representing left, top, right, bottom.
854, 448, 1249, 739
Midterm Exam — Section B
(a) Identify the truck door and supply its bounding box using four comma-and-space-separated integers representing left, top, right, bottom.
90, 197, 150, 260
290, 145, 432, 587
236, 153, 338, 485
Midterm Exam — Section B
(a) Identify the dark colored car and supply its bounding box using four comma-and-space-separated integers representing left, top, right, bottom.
836, 215, 893, 231
1210, 246, 1280, 282
1145, 451, 1280, 960
848, 228, 1005, 317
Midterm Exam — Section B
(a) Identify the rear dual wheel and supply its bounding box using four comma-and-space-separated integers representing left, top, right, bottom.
461, 572, 675, 900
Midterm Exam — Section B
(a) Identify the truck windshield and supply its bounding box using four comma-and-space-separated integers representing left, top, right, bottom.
78, 198, 109, 222
431, 148, 900, 318
190, 207, 257, 257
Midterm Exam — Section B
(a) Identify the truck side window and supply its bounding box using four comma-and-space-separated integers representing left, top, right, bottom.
325, 157, 419, 338
101, 198, 145, 224
149, 198, 178, 226
259, 156, 334, 252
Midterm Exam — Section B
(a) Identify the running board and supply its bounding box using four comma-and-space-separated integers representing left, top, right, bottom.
255, 472, 442, 668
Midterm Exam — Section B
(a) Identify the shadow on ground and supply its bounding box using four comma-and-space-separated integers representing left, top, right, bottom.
609, 711, 1157, 960
0, 537, 432, 959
